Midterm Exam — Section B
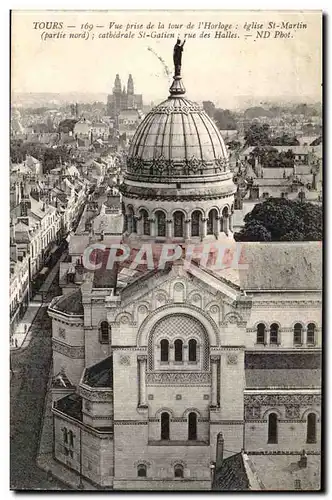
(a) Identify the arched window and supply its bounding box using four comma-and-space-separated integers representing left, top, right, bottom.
268, 413, 278, 443
68, 430, 74, 447
256, 324, 266, 344
155, 211, 166, 237
173, 211, 184, 237
207, 210, 214, 235
221, 207, 229, 233
270, 323, 279, 345
174, 339, 183, 362
127, 207, 136, 234
62, 427, 68, 444
307, 413, 317, 443
140, 209, 150, 236
188, 339, 197, 362
132, 214, 137, 233
161, 412, 170, 440
100, 321, 110, 344
307, 323, 316, 345
174, 464, 184, 478
207, 209, 218, 235
137, 464, 147, 477
191, 211, 201, 237
160, 339, 169, 362
188, 412, 197, 441
294, 323, 303, 345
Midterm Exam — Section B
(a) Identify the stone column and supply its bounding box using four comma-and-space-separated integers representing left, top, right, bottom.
149, 218, 155, 237
223, 216, 229, 236
169, 343, 174, 362
166, 219, 173, 239
138, 355, 147, 406
183, 344, 188, 362
215, 216, 221, 239
132, 216, 138, 236
201, 218, 207, 239
210, 356, 219, 407
184, 219, 191, 240
229, 212, 234, 232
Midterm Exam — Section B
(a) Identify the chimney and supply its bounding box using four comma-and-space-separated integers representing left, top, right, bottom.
210, 461, 216, 487
216, 432, 224, 470
299, 450, 307, 469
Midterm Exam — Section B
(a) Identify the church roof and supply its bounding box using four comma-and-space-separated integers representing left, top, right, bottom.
127, 95, 228, 176
245, 369, 321, 389
237, 242, 322, 291
245, 352, 321, 389
82, 356, 113, 388
51, 288, 84, 316
55, 393, 82, 421
248, 454, 321, 491
214, 452, 264, 490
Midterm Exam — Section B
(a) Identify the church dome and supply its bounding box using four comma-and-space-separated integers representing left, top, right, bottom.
127, 96, 229, 178
126, 80, 229, 181
121, 45, 236, 244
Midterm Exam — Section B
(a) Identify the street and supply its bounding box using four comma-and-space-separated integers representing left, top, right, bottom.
10, 280, 69, 490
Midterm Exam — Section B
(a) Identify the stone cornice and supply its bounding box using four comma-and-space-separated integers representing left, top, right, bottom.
53, 407, 114, 439
252, 300, 321, 308
52, 338, 85, 359
146, 371, 211, 386
78, 383, 113, 402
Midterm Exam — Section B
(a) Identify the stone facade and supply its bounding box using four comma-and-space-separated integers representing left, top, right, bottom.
48, 68, 321, 490
50, 262, 321, 489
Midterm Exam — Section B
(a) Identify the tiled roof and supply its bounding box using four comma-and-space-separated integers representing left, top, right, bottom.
55, 393, 82, 421
93, 267, 117, 289
237, 242, 322, 291
214, 452, 264, 491
248, 454, 321, 490
51, 288, 84, 316
245, 352, 321, 370
245, 369, 321, 389
82, 356, 113, 388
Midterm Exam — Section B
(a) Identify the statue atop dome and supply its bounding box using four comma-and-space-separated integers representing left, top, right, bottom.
173, 39, 186, 76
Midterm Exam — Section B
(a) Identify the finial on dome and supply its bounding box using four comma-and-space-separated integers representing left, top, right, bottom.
169, 39, 186, 96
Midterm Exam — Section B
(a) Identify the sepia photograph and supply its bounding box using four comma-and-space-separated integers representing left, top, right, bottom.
9, 9, 322, 491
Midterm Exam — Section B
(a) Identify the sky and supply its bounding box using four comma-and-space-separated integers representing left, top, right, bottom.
11, 10, 322, 108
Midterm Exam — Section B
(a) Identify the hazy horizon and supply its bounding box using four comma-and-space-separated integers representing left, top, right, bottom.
11, 90, 322, 112
11, 11, 322, 108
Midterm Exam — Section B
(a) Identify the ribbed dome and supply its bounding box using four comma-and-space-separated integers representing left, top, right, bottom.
127, 88, 229, 180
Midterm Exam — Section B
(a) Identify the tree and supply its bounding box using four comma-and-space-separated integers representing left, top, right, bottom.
270, 133, 299, 146
227, 140, 241, 151
202, 101, 216, 118
244, 123, 271, 146
214, 109, 237, 130
235, 221, 271, 241
234, 198, 322, 242
58, 118, 78, 133
244, 107, 273, 119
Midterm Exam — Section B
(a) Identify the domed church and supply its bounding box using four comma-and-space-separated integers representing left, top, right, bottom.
47, 45, 321, 490
122, 70, 235, 244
